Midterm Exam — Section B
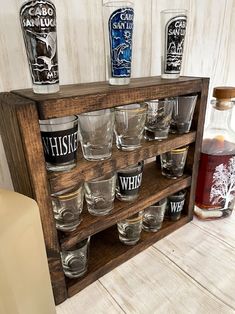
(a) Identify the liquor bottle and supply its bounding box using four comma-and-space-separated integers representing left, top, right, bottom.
195, 87, 235, 220
20, 0, 59, 94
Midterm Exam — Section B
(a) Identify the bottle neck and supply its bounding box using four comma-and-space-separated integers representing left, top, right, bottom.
202, 103, 235, 154
204, 101, 234, 139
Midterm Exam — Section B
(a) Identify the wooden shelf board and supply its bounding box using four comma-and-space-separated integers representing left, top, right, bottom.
67, 215, 190, 298
49, 131, 196, 193
60, 162, 192, 250
12, 76, 203, 119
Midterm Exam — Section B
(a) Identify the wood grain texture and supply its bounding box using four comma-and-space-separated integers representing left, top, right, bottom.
12, 76, 203, 119
16, 101, 67, 305
155, 222, 235, 309
60, 162, 192, 250
67, 215, 190, 298
0, 93, 67, 305
0, 93, 33, 196
186, 78, 209, 219
1, 76, 207, 303
99, 246, 234, 314
192, 212, 235, 248
56, 281, 124, 314
49, 131, 196, 193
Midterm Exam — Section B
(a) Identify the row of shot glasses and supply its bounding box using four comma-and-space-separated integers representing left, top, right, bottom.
39, 95, 197, 172
60, 189, 187, 279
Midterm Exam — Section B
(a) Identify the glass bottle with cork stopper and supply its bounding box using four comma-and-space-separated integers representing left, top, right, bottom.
195, 86, 235, 220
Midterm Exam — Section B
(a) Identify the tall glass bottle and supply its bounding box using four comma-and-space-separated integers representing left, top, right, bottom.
20, 0, 59, 94
195, 87, 235, 220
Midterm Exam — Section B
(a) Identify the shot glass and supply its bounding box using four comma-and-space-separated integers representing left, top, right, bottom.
160, 146, 189, 179
20, 1, 59, 94
168, 190, 186, 221
117, 211, 143, 245
115, 104, 147, 150
142, 198, 167, 232
39, 116, 79, 172
170, 95, 198, 134
85, 172, 116, 216
60, 237, 90, 279
116, 161, 144, 201
161, 9, 188, 79
78, 109, 114, 161
103, 1, 134, 85
144, 99, 174, 140
51, 185, 84, 232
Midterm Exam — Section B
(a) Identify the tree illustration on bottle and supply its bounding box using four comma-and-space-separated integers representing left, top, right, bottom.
210, 157, 235, 209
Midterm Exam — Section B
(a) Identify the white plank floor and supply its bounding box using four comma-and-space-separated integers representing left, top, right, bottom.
56, 212, 235, 314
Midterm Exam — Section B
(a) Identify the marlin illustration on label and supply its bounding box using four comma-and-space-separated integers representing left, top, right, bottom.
164, 15, 187, 74
20, 0, 59, 86
108, 7, 134, 77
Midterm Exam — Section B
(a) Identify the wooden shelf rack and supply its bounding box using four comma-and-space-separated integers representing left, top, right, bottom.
0, 76, 209, 305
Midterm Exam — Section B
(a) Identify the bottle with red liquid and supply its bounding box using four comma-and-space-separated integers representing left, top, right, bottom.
195, 87, 235, 220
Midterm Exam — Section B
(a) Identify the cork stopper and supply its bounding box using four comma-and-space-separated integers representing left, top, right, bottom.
212, 86, 235, 110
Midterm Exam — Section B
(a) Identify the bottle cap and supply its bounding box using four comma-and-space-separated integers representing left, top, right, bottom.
213, 87, 235, 100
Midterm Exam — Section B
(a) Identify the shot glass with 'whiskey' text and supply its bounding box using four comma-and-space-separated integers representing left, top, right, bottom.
39, 116, 79, 172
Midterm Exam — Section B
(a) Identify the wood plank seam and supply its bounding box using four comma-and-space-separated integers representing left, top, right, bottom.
98, 281, 126, 314
152, 243, 235, 311
191, 221, 235, 249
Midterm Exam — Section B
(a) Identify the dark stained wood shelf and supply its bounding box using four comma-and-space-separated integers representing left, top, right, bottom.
49, 131, 196, 193
0, 76, 209, 305
67, 215, 190, 297
60, 162, 192, 250
12, 76, 203, 119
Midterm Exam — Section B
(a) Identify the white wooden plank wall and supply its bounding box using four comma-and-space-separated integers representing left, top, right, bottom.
0, 0, 235, 189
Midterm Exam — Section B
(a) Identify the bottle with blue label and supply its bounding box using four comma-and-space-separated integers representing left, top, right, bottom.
20, 0, 59, 94
103, 1, 134, 85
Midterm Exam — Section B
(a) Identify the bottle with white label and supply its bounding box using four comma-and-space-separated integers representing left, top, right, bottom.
195, 87, 235, 220
161, 9, 188, 79
20, 0, 59, 94
103, 1, 134, 85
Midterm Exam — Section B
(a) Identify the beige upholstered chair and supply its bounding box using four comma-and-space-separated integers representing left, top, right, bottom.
0, 189, 56, 314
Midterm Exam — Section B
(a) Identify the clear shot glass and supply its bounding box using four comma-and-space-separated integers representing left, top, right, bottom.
142, 198, 167, 232
60, 237, 90, 279
144, 99, 174, 140
117, 211, 143, 245
114, 104, 147, 151
160, 146, 189, 179
103, 1, 134, 85
39, 116, 79, 172
170, 95, 198, 134
161, 9, 188, 79
116, 161, 144, 201
85, 172, 116, 216
78, 109, 114, 161
51, 184, 84, 232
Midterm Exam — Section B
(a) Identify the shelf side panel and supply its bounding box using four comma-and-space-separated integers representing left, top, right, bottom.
0, 93, 33, 197
187, 78, 209, 219
5, 93, 68, 305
